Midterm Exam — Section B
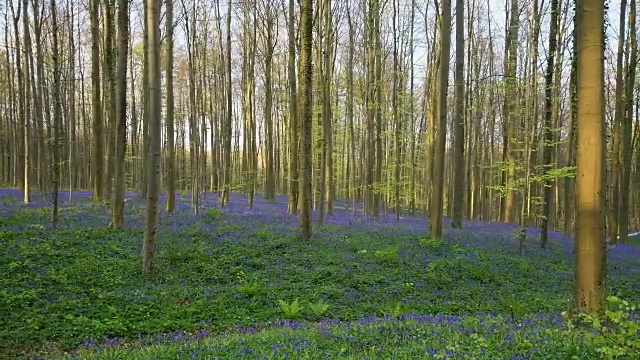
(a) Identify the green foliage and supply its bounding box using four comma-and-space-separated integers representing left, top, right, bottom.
0, 200, 638, 359
374, 244, 400, 263
307, 299, 331, 318
203, 208, 222, 222
235, 270, 264, 297
278, 298, 304, 319
574, 296, 640, 359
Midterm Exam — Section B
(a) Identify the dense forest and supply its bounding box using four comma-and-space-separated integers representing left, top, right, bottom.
0, 0, 637, 358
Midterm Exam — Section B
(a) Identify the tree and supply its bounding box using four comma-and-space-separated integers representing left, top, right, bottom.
451, 0, 465, 228
90, 0, 104, 201
142, 0, 162, 274
111, 0, 130, 227
619, 0, 637, 244
574, 0, 606, 314
221, 0, 233, 207
540, 0, 560, 248
299, 0, 313, 240
165, 0, 176, 213
429, 0, 452, 239
51, 0, 61, 227
287, 0, 299, 214
500, 0, 519, 223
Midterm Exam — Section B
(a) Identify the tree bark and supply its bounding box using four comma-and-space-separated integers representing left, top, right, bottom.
451, 0, 465, 228
142, 0, 162, 274
574, 0, 606, 315
429, 0, 452, 239
299, 0, 313, 239
111, 0, 130, 227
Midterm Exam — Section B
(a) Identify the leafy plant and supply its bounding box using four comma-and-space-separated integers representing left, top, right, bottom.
578, 296, 640, 359
277, 298, 304, 319
307, 299, 331, 317
203, 208, 222, 222
374, 244, 400, 263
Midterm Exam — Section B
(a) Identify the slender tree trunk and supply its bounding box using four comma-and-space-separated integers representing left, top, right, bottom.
51, 0, 61, 226
609, 0, 628, 245
451, 0, 465, 228
540, 0, 560, 248
221, 0, 233, 207
287, 0, 299, 214
67, 0, 77, 200
429, 0, 452, 239
299, 0, 313, 239
500, 0, 519, 223
166, 0, 176, 213
21, 0, 31, 204
619, 0, 636, 244
392, 0, 401, 220
90, 0, 104, 200
142, 0, 162, 274
564, 16, 579, 238
111, 0, 130, 227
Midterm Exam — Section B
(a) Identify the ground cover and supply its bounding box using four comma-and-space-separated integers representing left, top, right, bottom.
0, 189, 638, 359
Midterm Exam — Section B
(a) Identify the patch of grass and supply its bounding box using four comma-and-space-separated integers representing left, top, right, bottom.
0, 191, 638, 359
51, 313, 630, 359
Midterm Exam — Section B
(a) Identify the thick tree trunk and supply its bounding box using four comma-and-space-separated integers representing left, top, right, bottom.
574, 0, 606, 315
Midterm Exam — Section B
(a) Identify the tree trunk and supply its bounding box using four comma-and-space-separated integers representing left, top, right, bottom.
111, 0, 130, 227
451, 0, 465, 228
287, 0, 299, 214
51, 0, 61, 227
619, 0, 636, 244
142, 0, 162, 274
540, 0, 559, 248
609, 0, 628, 245
299, 0, 313, 239
429, 0, 452, 239
165, 0, 176, 213
90, 0, 104, 201
574, 0, 606, 315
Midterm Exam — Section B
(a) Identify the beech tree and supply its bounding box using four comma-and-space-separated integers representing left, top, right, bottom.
142, 0, 162, 274
574, 0, 606, 314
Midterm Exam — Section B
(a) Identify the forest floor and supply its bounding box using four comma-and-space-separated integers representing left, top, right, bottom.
0, 189, 639, 359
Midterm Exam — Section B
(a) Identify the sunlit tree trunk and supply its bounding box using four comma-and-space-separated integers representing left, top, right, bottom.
574, 0, 606, 315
